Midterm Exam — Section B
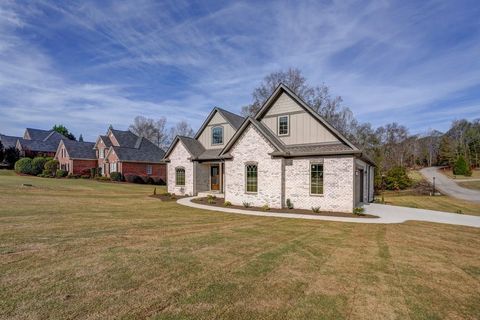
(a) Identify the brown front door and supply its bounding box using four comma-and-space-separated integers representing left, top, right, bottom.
211, 165, 220, 190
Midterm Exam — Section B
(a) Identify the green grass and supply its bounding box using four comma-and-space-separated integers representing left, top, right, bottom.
458, 180, 480, 191
1, 171, 480, 319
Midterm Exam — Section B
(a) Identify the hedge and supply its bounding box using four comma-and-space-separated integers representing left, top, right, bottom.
110, 172, 123, 181
14, 158, 33, 174
44, 160, 59, 177
31, 157, 47, 176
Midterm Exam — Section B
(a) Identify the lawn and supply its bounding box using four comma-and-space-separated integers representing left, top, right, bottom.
439, 167, 480, 179
1, 171, 479, 319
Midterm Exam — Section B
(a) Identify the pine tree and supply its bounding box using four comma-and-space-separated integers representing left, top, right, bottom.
437, 136, 455, 166
78, 134, 84, 142
453, 155, 471, 176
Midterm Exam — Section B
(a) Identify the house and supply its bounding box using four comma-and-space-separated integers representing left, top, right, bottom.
93, 127, 166, 180
55, 139, 97, 175
164, 84, 374, 213
12, 128, 66, 157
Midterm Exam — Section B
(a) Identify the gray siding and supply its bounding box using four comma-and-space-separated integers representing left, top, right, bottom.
198, 112, 236, 149
261, 92, 339, 145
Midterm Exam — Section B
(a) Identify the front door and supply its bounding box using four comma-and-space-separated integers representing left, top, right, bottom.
358, 169, 364, 203
211, 165, 220, 190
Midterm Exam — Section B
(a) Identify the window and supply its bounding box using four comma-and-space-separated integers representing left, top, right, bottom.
245, 164, 258, 193
110, 162, 117, 173
278, 115, 289, 136
176, 167, 185, 186
99, 148, 104, 159
146, 165, 152, 175
310, 163, 324, 195
211, 126, 223, 145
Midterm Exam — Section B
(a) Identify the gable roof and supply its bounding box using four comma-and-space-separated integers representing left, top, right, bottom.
220, 117, 286, 157
61, 140, 96, 160
164, 136, 205, 159
254, 84, 359, 151
24, 128, 52, 141
194, 107, 245, 139
17, 139, 59, 153
107, 136, 165, 163
109, 129, 139, 148
0, 134, 21, 149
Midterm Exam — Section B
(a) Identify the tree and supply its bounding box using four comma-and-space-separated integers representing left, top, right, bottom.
169, 120, 194, 140
52, 125, 76, 140
438, 136, 455, 166
384, 166, 412, 190
129, 116, 169, 148
0, 140, 4, 163
3, 147, 20, 168
78, 134, 84, 142
453, 155, 471, 176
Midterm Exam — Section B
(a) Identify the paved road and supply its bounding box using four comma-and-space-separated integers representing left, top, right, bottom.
420, 167, 480, 203
178, 197, 480, 228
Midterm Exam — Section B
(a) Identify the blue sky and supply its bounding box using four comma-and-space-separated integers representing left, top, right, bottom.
0, 0, 479, 141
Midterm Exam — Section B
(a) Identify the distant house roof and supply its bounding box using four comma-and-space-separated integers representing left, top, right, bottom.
110, 129, 139, 148
24, 128, 53, 141
0, 134, 21, 149
61, 140, 96, 160
18, 139, 59, 153
110, 137, 165, 163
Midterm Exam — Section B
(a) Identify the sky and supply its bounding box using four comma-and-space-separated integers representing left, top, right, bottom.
0, 0, 479, 141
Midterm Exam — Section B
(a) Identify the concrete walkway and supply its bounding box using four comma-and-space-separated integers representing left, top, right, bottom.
420, 167, 480, 203
178, 197, 480, 228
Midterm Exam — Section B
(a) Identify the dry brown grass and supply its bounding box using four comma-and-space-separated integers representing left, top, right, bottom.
1, 171, 479, 319
439, 167, 480, 179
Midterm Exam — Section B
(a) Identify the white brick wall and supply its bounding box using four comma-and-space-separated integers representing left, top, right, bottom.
167, 142, 194, 196
225, 126, 283, 208
284, 157, 355, 213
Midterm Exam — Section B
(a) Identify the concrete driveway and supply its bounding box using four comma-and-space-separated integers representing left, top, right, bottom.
178, 197, 480, 228
420, 167, 480, 203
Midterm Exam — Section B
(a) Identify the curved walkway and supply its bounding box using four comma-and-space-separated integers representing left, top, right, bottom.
420, 167, 480, 203
178, 197, 480, 228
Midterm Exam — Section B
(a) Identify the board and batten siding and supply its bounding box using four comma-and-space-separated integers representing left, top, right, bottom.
260, 92, 339, 145
197, 111, 236, 149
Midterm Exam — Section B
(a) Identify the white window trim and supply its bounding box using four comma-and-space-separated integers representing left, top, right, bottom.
309, 161, 324, 196
99, 148, 104, 159
277, 115, 289, 136
146, 165, 152, 175
211, 126, 224, 145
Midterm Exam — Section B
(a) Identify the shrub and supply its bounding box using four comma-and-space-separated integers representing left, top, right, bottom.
286, 198, 294, 209
124, 174, 144, 184
453, 155, 471, 176
385, 166, 411, 190
151, 176, 166, 185
242, 201, 251, 208
81, 175, 90, 179
31, 157, 47, 175
55, 169, 67, 178
224, 201, 232, 207
14, 158, 33, 175
311, 206, 321, 213
207, 194, 216, 200
44, 160, 59, 177
90, 167, 97, 178
353, 207, 365, 215
110, 172, 123, 182
261, 204, 270, 211
95, 176, 110, 181
145, 176, 155, 185
207, 198, 215, 204
80, 168, 91, 178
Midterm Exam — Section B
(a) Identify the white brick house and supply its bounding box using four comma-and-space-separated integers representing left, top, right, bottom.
164, 84, 374, 213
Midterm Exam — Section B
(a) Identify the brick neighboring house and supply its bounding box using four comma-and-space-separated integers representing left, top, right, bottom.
55, 139, 97, 175
8, 128, 67, 158
94, 128, 166, 180
164, 84, 375, 213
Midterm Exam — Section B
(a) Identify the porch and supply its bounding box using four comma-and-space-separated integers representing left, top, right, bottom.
194, 161, 225, 195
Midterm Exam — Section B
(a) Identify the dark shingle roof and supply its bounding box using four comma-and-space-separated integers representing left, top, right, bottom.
99, 135, 113, 148
197, 149, 222, 160
111, 137, 165, 163
25, 128, 52, 141
110, 129, 139, 148
0, 134, 21, 149
282, 143, 353, 155
18, 139, 58, 153
216, 108, 245, 130
177, 136, 205, 158
62, 140, 96, 160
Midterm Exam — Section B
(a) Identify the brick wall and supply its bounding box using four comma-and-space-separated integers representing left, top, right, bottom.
121, 162, 166, 179
72, 160, 98, 175
167, 142, 194, 195
285, 157, 355, 213
225, 125, 283, 208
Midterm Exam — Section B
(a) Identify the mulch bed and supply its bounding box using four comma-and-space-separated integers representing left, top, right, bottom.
150, 194, 188, 201
191, 197, 377, 218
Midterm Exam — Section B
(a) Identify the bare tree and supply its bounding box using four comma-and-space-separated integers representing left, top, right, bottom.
129, 116, 169, 149
169, 120, 195, 141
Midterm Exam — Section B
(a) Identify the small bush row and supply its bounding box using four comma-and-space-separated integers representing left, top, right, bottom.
124, 174, 166, 185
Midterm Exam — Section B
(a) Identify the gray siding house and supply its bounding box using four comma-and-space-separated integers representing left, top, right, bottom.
164, 84, 374, 213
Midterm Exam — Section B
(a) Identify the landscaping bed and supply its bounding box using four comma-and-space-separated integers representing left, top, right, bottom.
150, 193, 188, 201
191, 197, 377, 218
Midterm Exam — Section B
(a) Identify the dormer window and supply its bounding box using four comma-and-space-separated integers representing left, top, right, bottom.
278, 115, 289, 136
212, 126, 223, 145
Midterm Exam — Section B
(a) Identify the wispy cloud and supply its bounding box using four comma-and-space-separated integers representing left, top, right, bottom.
0, 0, 479, 140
